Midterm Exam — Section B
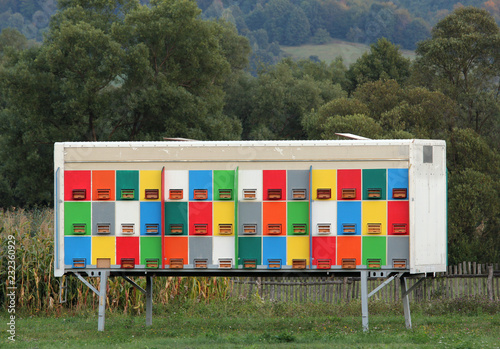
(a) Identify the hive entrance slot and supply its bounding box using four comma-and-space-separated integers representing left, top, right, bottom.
267, 189, 282, 200
193, 189, 208, 200
97, 223, 110, 234
72, 258, 86, 268
97, 189, 110, 200
169, 258, 184, 269
317, 223, 331, 235
367, 188, 381, 199
292, 224, 307, 235
316, 259, 331, 269
219, 258, 232, 269
218, 224, 233, 235
194, 259, 208, 269
342, 223, 356, 234
267, 259, 282, 269
393, 259, 407, 269
169, 224, 183, 235
243, 189, 256, 200
243, 259, 257, 269
342, 258, 356, 269
317, 188, 331, 199
145, 189, 159, 200
194, 224, 208, 235
367, 259, 381, 269
218, 189, 232, 200
145, 258, 159, 269
96, 258, 111, 268
367, 223, 382, 234
120, 258, 135, 269
342, 188, 356, 199
392, 188, 407, 199
145, 224, 159, 234
121, 224, 135, 235
72, 223, 86, 235
292, 189, 307, 200
392, 223, 407, 234
121, 189, 135, 200
292, 259, 306, 269
243, 224, 257, 235
72, 189, 86, 200
267, 224, 282, 235
169, 189, 183, 200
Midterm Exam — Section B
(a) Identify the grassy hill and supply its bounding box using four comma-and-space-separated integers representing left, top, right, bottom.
281, 39, 416, 67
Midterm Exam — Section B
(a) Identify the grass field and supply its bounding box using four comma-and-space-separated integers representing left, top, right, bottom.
281, 39, 416, 66
4, 299, 500, 348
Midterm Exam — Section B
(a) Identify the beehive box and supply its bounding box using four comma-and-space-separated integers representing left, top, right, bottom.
54, 140, 447, 277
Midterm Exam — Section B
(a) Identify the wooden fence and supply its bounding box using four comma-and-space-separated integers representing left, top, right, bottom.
229, 262, 500, 303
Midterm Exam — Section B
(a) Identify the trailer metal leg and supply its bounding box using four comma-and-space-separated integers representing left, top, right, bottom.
360, 270, 369, 332
146, 276, 153, 327
400, 276, 412, 329
98, 271, 109, 332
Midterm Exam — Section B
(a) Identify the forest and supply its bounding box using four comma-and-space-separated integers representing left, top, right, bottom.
0, 0, 498, 265
1, 0, 500, 65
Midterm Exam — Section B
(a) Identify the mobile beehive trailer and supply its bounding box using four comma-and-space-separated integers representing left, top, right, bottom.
54, 139, 447, 331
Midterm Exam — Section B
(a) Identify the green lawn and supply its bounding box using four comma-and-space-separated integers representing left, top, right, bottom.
281, 39, 416, 66
4, 299, 499, 348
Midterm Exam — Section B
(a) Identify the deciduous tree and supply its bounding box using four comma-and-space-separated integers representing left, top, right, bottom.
346, 38, 411, 94
415, 7, 500, 143
0, 0, 250, 206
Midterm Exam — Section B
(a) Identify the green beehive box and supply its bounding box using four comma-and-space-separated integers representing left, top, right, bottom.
287, 202, 309, 235
116, 170, 139, 200
362, 169, 386, 200
140, 236, 161, 265
64, 202, 91, 236
214, 170, 235, 200
362, 236, 386, 266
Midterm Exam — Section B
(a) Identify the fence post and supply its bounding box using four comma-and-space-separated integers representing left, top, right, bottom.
257, 277, 262, 298
488, 265, 494, 301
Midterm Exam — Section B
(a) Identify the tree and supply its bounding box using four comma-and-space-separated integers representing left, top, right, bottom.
300, 0, 326, 35
448, 167, 500, 264
400, 18, 430, 50
0, 28, 29, 53
119, 0, 248, 140
414, 7, 500, 144
311, 28, 331, 45
352, 79, 404, 119
322, 0, 353, 40
42, 21, 129, 141
284, 6, 310, 45
379, 87, 457, 139
444, 123, 500, 264
302, 97, 369, 139
0, 0, 251, 207
224, 58, 345, 140
263, 0, 310, 46
244, 3, 266, 32
0, 47, 65, 206
321, 114, 385, 140
363, 3, 398, 45
346, 38, 411, 94
304, 77, 459, 141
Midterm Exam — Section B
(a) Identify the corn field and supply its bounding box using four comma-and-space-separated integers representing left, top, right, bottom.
0, 208, 232, 315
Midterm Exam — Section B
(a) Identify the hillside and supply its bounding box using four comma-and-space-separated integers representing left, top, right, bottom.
281, 39, 416, 66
